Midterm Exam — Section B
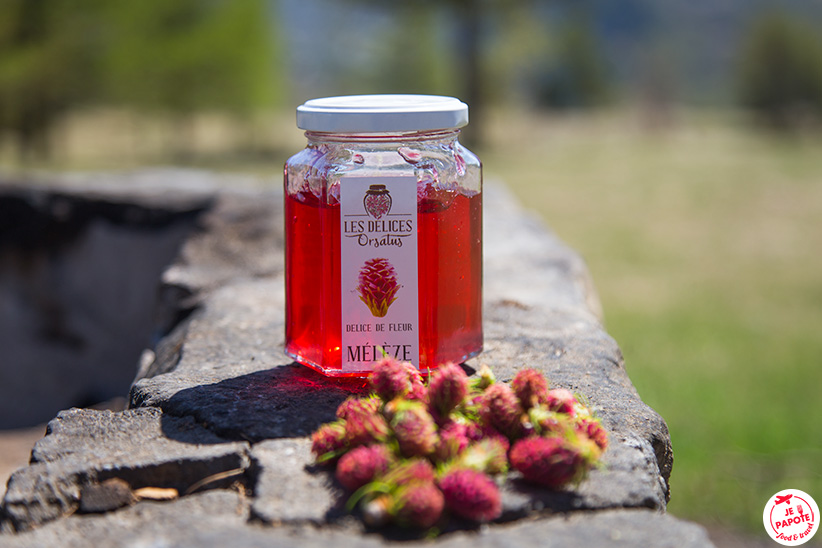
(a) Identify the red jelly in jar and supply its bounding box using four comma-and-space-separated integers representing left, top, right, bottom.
284, 95, 482, 377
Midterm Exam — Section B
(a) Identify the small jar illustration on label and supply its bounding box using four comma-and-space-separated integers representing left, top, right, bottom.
363, 184, 392, 219
284, 95, 483, 377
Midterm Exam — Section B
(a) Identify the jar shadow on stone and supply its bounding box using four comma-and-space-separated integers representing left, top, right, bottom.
157, 364, 369, 444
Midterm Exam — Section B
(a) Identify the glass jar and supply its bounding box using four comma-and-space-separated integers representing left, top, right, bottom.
284, 95, 482, 377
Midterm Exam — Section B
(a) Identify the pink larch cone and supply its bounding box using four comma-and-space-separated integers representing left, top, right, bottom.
434, 421, 472, 463
335, 444, 392, 492
575, 417, 609, 453
336, 395, 380, 420
371, 357, 422, 402
391, 481, 444, 529
511, 368, 550, 411
438, 468, 502, 523
428, 362, 469, 420
357, 258, 400, 318
311, 421, 348, 464
479, 383, 524, 441
545, 388, 579, 416
390, 401, 439, 458
509, 436, 588, 489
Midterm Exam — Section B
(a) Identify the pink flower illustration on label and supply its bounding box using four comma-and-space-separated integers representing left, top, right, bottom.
364, 184, 392, 219
358, 258, 400, 317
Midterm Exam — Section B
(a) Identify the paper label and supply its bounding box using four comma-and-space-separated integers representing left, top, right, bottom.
340, 176, 419, 372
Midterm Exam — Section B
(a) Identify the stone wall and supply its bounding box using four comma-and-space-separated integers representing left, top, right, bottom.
0, 171, 217, 427
0, 171, 714, 547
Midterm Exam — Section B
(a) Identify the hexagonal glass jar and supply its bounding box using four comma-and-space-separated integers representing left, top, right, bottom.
284, 95, 482, 377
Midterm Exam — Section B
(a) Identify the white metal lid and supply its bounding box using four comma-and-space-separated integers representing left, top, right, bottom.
296, 94, 469, 133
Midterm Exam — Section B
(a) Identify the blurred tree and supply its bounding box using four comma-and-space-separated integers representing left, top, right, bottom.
453, 0, 485, 147
0, 0, 277, 161
534, 8, 610, 109
372, 8, 458, 97
101, 0, 277, 117
364, 0, 609, 137
485, 4, 551, 105
737, 12, 822, 128
100, 0, 279, 159
0, 0, 102, 160
342, 0, 530, 147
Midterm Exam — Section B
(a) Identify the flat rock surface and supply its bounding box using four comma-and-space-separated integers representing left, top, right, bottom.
2, 407, 250, 531
0, 173, 711, 546
2, 492, 713, 548
250, 438, 347, 525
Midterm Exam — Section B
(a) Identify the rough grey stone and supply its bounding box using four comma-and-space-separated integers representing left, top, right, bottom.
149, 177, 284, 343
0, 173, 708, 547
127, 183, 673, 515
158, 186, 284, 296
1, 497, 712, 548
130, 278, 368, 442
249, 439, 347, 525
436, 509, 715, 548
0, 490, 252, 548
78, 478, 135, 514
0, 173, 212, 428
478, 302, 673, 505
128, 275, 671, 515
2, 407, 250, 531
499, 433, 666, 519
0, 170, 281, 429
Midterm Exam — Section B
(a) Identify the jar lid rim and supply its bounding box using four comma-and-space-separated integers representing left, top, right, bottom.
296, 94, 469, 132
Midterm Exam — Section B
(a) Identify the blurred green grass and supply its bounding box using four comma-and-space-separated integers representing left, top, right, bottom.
483, 108, 822, 533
